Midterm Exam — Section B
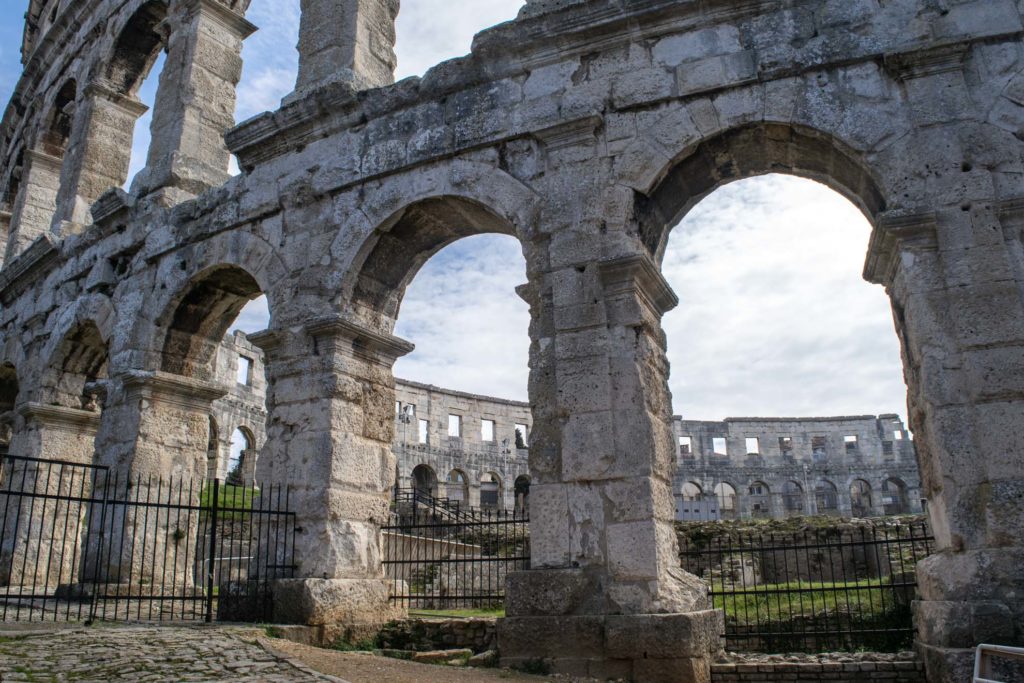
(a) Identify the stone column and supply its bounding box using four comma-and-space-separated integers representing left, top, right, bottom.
132, 0, 255, 201
836, 488, 854, 518
50, 80, 148, 232
86, 371, 227, 589
866, 208, 1024, 680
4, 150, 62, 263
0, 404, 100, 589
293, 0, 399, 97
500, 255, 722, 682
251, 315, 412, 642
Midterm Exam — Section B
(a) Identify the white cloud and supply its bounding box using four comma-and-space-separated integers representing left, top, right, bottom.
662, 175, 907, 420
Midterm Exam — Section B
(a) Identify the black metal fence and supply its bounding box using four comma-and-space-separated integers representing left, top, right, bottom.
679, 520, 934, 652
0, 455, 296, 623
384, 489, 529, 611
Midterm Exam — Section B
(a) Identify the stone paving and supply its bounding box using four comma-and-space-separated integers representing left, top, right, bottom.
0, 625, 342, 682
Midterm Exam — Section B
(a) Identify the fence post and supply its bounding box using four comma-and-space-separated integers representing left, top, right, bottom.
206, 478, 219, 623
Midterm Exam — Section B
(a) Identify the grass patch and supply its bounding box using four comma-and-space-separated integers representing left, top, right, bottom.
409, 608, 505, 619
714, 578, 905, 623
199, 484, 258, 519
330, 638, 379, 652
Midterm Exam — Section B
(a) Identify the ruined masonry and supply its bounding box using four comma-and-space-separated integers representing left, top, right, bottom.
213, 333, 921, 521
0, 0, 1022, 681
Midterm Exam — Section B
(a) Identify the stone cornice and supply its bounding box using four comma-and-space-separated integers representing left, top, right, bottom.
84, 80, 150, 118
18, 402, 102, 432
306, 316, 415, 363
598, 253, 679, 317
863, 210, 939, 287
90, 187, 134, 226
183, 0, 258, 39
0, 232, 58, 302
883, 41, 968, 81
533, 115, 603, 152
118, 370, 229, 411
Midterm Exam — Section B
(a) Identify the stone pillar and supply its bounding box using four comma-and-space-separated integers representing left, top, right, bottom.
0, 404, 100, 589
294, 0, 399, 96
132, 0, 255, 200
86, 371, 227, 589
836, 488, 853, 518
50, 80, 148, 232
500, 255, 722, 682
865, 208, 1024, 680
251, 316, 412, 642
4, 150, 62, 263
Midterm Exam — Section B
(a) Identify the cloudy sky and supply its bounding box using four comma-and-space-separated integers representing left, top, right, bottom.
1, 1, 909, 421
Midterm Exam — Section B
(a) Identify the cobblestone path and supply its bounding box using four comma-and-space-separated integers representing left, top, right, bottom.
0, 625, 342, 682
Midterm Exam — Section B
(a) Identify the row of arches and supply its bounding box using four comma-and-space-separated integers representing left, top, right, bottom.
680, 477, 915, 521
410, 464, 531, 514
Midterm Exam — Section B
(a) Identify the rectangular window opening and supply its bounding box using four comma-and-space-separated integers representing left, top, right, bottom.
845, 435, 859, 452
481, 419, 496, 442
237, 356, 253, 386
894, 430, 904, 441
882, 440, 894, 456
812, 436, 827, 459
448, 414, 462, 438
678, 436, 692, 456
745, 437, 760, 455
712, 437, 727, 456
418, 419, 429, 444
779, 436, 794, 454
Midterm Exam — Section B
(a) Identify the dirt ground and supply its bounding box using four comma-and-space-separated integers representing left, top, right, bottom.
260, 637, 560, 683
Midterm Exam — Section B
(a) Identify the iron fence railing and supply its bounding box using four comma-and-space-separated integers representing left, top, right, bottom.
679, 520, 934, 652
384, 493, 529, 611
0, 455, 296, 623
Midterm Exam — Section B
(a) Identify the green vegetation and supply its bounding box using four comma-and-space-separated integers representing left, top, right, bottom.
199, 484, 258, 519
713, 578, 908, 623
409, 608, 505, 619
330, 637, 379, 652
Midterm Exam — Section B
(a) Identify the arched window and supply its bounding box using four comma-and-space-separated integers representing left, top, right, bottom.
480, 472, 502, 510
748, 481, 771, 518
446, 469, 468, 504
782, 480, 804, 515
814, 480, 840, 515
681, 482, 703, 501
714, 482, 738, 519
412, 464, 438, 499
881, 477, 910, 515
227, 427, 255, 485
850, 479, 873, 517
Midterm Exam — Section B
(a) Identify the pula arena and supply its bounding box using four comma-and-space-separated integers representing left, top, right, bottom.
210, 333, 921, 520
0, 0, 1022, 680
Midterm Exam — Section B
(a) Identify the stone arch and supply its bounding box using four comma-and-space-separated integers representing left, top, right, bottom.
38, 320, 109, 410
782, 480, 805, 516
681, 481, 703, 501
633, 122, 888, 262
747, 480, 771, 518
814, 479, 840, 516
227, 425, 256, 485
714, 481, 738, 520
330, 161, 540, 327
412, 464, 438, 498
40, 79, 77, 159
105, 1, 169, 97
850, 478, 874, 518
882, 476, 910, 516
481, 471, 502, 510
447, 468, 469, 505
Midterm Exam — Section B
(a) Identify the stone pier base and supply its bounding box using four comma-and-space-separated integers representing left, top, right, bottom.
271, 578, 404, 644
498, 611, 724, 682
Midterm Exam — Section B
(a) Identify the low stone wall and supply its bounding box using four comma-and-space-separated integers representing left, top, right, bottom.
713, 653, 926, 682
376, 618, 497, 654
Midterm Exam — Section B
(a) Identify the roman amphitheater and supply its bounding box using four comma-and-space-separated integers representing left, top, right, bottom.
1, 0, 1023, 681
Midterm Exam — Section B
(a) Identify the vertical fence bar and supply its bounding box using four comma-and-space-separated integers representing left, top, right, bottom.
206, 478, 219, 623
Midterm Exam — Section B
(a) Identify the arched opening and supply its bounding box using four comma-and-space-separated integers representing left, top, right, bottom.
881, 477, 910, 516
411, 464, 438, 499
40, 80, 76, 160
160, 266, 265, 379
234, 0, 300, 123
782, 480, 805, 517
446, 469, 468, 505
682, 482, 704, 501
42, 321, 108, 411
850, 479, 873, 518
747, 481, 771, 518
480, 472, 502, 511
227, 426, 256, 485
0, 364, 19, 455
814, 480, 840, 516
714, 482, 738, 520
514, 475, 530, 516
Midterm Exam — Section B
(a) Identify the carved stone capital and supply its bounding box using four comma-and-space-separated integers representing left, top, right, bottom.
18, 403, 102, 433
863, 210, 939, 287
117, 370, 229, 411
598, 253, 679, 319
305, 316, 415, 364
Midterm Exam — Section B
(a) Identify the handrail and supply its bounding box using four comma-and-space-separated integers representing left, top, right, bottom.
974, 644, 1024, 682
